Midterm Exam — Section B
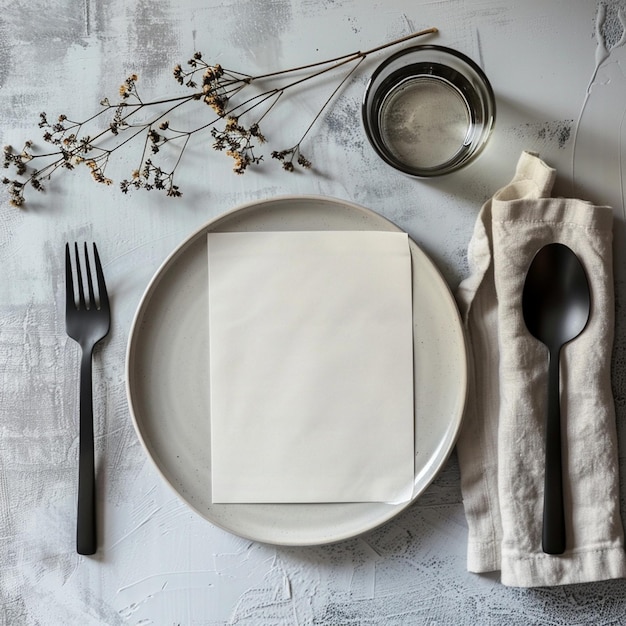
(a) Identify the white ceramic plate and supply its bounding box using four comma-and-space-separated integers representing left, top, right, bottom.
126, 195, 468, 546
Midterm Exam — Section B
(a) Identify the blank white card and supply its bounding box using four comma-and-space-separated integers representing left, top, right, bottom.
207, 230, 414, 503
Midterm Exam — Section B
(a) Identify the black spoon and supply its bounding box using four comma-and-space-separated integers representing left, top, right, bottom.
522, 243, 591, 555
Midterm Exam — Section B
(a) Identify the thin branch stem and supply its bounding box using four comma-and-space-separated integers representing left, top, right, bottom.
296, 55, 366, 144
171, 134, 190, 173
250, 27, 437, 81
254, 90, 283, 124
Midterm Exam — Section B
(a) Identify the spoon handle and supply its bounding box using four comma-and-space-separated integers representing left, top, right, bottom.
542, 347, 566, 554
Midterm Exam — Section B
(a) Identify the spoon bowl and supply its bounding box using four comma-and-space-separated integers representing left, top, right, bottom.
522, 242, 591, 555
522, 244, 590, 351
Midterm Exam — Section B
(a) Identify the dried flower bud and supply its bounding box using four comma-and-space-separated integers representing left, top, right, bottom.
297, 154, 312, 168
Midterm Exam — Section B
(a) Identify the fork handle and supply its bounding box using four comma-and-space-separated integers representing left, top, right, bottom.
77, 346, 96, 555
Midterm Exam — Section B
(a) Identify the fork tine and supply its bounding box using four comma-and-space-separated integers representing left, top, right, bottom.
74, 242, 86, 310
93, 243, 109, 310
65, 242, 76, 312
84, 243, 96, 310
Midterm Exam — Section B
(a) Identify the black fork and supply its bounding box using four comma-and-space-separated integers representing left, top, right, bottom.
65, 242, 110, 555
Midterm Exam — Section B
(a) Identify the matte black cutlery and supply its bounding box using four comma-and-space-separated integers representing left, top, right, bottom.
522, 242, 590, 555
65, 242, 110, 555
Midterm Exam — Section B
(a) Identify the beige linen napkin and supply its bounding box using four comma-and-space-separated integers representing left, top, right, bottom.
456, 151, 626, 587
207, 230, 415, 504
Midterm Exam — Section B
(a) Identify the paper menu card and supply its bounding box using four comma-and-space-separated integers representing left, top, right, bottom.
207, 230, 415, 504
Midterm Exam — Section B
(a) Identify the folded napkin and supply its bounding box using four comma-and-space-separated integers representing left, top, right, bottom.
207, 230, 415, 504
456, 151, 626, 587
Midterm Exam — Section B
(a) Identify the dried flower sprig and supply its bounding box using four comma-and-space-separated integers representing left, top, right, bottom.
2, 27, 437, 207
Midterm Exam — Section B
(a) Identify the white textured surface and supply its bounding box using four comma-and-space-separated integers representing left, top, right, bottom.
2, 0, 626, 623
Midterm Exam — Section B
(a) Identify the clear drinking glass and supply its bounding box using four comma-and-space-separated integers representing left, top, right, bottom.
362, 45, 495, 177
